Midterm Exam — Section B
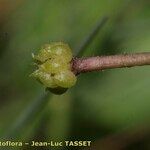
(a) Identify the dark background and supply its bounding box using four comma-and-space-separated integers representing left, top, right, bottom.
0, 0, 150, 149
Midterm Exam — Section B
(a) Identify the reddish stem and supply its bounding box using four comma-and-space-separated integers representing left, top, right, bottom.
72, 52, 150, 74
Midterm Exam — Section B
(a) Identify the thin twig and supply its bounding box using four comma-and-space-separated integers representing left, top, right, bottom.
72, 52, 150, 74
76, 16, 108, 56
3, 92, 51, 139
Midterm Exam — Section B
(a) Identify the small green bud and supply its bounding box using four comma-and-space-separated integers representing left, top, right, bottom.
31, 42, 77, 94
54, 70, 77, 88
31, 69, 57, 88
39, 58, 70, 74
33, 42, 72, 62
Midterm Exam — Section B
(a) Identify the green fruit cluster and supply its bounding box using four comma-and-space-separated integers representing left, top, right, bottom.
31, 42, 77, 94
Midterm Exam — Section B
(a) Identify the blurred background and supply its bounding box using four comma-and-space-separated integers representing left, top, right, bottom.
0, 0, 150, 149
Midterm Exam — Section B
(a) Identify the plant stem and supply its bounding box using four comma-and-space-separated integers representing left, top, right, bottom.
3, 92, 51, 139
72, 52, 150, 74
76, 16, 108, 56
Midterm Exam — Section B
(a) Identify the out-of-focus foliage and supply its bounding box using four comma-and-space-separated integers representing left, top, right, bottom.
0, 0, 150, 149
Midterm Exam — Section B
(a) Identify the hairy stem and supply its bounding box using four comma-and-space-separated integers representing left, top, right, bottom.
72, 52, 150, 74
